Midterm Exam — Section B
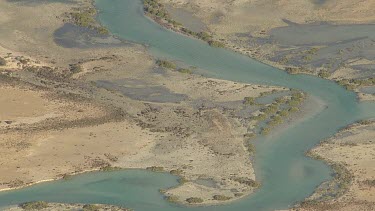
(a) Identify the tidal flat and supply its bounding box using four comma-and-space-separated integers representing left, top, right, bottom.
0, 0, 374, 211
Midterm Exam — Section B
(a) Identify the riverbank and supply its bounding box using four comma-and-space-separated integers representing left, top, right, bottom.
288, 120, 375, 211
5, 202, 132, 211
154, 0, 375, 102
0, 0, 309, 206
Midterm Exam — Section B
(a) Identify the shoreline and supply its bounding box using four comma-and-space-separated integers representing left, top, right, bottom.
0, 0, 373, 210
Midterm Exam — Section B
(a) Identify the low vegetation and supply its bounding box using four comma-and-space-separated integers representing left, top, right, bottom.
186, 197, 204, 204
0, 57, 6, 66
146, 166, 164, 172
82, 204, 100, 211
20, 201, 49, 210
143, 0, 225, 48
100, 166, 122, 172
232, 177, 260, 188
166, 195, 179, 203
156, 60, 176, 69
337, 77, 375, 90
213, 195, 232, 201
67, 8, 109, 34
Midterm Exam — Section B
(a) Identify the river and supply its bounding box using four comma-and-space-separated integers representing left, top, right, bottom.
0, 0, 374, 210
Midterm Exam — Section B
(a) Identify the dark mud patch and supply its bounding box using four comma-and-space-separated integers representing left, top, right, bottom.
250, 23, 375, 75
54, 23, 130, 49
95, 79, 187, 103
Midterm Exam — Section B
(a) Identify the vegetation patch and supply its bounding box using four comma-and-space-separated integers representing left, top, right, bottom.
166, 195, 179, 203
143, 0, 225, 48
146, 166, 164, 172
186, 197, 204, 204
156, 60, 176, 69
100, 166, 122, 172
83, 204, 100, 211
67, 8, 109, 35
213, 195, 232, 201
232, 177, 260, 187
20, 201, 49, 210
0, 57, 6, 66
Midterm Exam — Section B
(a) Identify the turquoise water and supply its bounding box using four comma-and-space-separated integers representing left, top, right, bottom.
1, 0, 375, 210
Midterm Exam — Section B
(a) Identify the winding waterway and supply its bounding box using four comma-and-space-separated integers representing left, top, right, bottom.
1, 0, 375, 210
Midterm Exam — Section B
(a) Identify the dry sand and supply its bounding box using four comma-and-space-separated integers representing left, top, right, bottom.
0, 0, 296, 205
286, 121, 375, 211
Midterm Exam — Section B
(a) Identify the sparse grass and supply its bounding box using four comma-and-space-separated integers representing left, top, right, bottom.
178, 68, 192, 74
170, 169, 183, 175
0, 57, 6, 66
213, 195, 232, 201
208, 40, 225, 48
68, 8, 109, 35
69, 64, 83, 74
20, 201, 48, 210
83, 204, 100, 211
100, 166, 122, 171
232, 177, 260, 187
243, 97, 256, 105
186, 197, 203, 204
166, 195, 179, 203
157, 60, 176, 69
146, 166, 164, 172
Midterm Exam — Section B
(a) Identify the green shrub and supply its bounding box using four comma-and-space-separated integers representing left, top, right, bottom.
243, 97, 255, 105
82, 204, 100, 211
166, 195, 179, 203
318, 69, 331, 78
0, 57, 6, 66
20, 201, 48, 210
186, 197, 203, 204
100, 166, 122, 171
208, 40, 225, 48
170, 169, 183, 175
156, 60, 176, 69
69, 64, 83, 74
146, 166, 164, 172
178, 68, 192, 74
213, 195, 232, 201
232, 177, 260, 187
260, 127, 270, 135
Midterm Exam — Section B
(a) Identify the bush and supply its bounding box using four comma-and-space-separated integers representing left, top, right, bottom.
260, 127, 270, 135
213, 195, 232, 201
208, 40, 225, 48
232, 177, 260, 187
243, 97, 255, 105
20, 201, 48, 210
170, 169, 183, 175
186, 197, 203, 204
0, 57, 6, 66
69, 64, 83, 74
166, 195, 179, 203
178, 68, 192, 74
156, 60, 176, 69
146, 166, 164, 172
83, 204, 100, 211
100, 166, 122, 171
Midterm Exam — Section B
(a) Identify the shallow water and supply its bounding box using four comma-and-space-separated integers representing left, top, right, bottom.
1, 0, 375, 210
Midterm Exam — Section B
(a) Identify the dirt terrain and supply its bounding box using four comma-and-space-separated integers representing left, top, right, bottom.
0, 0, 303, 205
159, 0, 375, 101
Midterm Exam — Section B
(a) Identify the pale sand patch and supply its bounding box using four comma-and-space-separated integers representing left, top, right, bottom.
0, 87, 50, 121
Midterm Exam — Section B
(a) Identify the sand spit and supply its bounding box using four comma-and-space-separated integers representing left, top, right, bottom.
286, 120, 375, 211
0, 0, 305, 205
